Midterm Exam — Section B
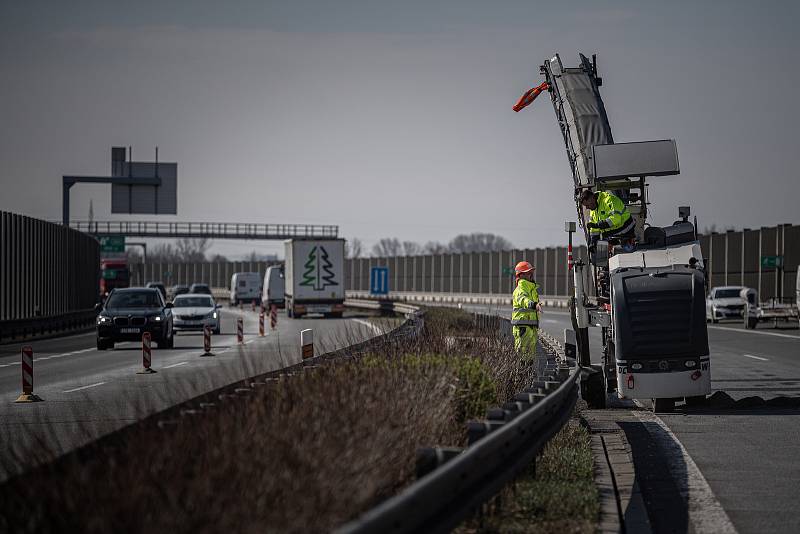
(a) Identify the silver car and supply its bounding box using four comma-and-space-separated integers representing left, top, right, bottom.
172, 294, 221, 334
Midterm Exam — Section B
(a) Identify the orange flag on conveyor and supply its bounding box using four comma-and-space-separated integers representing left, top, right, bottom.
513, 82, 549, 112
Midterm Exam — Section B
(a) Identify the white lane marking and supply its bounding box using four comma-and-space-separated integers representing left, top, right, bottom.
743, 353, 769, 361
351, 318, 384, 336
164, 361, 189, 369
63, 381, 106, 393
245, 339, 255, 344
633, 411, 737, 534
709, 325, 800, 340
18, 347, 95, 362
0, 362, 21, 368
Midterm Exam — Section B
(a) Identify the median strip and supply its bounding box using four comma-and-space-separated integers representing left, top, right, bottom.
163, 361, 189, 369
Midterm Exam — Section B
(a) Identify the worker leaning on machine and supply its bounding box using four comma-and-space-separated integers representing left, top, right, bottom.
579, 188, 635, 239
511, 261, 542, 362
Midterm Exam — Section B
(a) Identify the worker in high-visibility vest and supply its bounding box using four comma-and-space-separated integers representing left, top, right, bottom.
512, 261, 541, 361
579, 189, 635, 238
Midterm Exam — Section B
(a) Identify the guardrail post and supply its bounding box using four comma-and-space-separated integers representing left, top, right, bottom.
416, 447, 463, 479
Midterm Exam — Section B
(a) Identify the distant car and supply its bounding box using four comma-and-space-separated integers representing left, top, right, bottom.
229, 272, 261, 306
170, 284, 190, 300
706, 286, 747, 323
262, 265, 285, 309
95, 288, 174, 350
172, 294, 221, 335
146, 281, 167, 300
189, 283, 213, 296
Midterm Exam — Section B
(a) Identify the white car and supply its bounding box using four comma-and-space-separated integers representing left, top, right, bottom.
172, 294, 221, 334
706, 286, 746, 323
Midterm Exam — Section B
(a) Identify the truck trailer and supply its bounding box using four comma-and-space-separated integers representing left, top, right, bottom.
284, 239, 345, 318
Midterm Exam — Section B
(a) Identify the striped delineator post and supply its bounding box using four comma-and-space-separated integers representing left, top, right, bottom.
300, 328, 314, 359
201, 325, 214, 356
15, 346, 43, 403
137, 332, 157, 374
237, 317, 244, 344
259, 312, 265, 337
270, 304, 277, 331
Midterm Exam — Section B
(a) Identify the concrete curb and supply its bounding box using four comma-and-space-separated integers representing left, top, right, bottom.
583, 410, 652, 534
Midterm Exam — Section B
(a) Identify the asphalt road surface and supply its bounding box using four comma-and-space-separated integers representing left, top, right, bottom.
0, 307, 389, 481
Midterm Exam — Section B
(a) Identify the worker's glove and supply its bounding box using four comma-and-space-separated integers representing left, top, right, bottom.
528, 300, 538, 310
586, 222, 598, 230
536, 302, 543, 313
596, 220, 611, 229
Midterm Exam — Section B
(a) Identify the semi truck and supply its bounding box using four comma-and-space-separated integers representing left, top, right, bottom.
516, 53, 712, 412
284, 239, 345, 318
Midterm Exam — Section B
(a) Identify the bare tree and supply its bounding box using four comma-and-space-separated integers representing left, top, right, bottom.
402, 241, 423, 256
423, 241, 448, 254
209, 254, 229, 263
372, 238, 402, 257
345, 238, 364, 259
149, 243, 180, 263
448, 233, 512, 253
175, 238, 211, 262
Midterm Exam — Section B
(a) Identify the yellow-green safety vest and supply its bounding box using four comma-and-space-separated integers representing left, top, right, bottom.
589, 191, 631, 234
512, 278, 539, 327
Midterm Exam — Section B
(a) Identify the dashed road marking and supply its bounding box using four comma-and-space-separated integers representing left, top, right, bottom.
63, 382, 106, 393
743, 353, 769, 361
351, 318, 384, 336
164, 361, 189, 369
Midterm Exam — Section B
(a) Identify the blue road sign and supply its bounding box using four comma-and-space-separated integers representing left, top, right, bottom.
370, 266, 389, 295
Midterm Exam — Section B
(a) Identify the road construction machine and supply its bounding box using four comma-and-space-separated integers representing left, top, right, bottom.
515, 53, 711, 412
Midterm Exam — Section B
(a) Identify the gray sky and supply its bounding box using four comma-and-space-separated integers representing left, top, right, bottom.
2, 0, 798, 259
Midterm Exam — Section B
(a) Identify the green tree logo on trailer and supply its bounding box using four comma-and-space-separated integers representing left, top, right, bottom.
300, 245, 339, 290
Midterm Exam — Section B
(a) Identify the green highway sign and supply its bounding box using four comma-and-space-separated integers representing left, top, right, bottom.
502, 266, 515, 277
99, 236, 125, 253
760, 255, 783, 268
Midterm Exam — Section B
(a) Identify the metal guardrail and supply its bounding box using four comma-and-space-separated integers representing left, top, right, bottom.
0, 309, 98, 344
345, 290, 570, 309
338, 323, 579, 534
66, 220, 339, 240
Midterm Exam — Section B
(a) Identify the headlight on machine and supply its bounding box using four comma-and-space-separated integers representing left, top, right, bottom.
207, 311, 218, 319
97, 315, 111, 324
148, 315, 162, 323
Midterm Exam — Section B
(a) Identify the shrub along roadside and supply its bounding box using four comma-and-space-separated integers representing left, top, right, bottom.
0, 307, 537, 534
455, 417, 599, 534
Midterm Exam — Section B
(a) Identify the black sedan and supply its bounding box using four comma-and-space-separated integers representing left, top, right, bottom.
96, 288, 174, 350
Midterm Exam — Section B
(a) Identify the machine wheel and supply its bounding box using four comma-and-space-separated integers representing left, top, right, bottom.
746, 317, 758, 329
685, 395, 707, 407
582, 371, 606, 409
214, 327, 221, 335
652, 398, 675, 413
96, 337, 107, 350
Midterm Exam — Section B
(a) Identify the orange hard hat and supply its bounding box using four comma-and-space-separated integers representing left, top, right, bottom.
514, 261, 535, 275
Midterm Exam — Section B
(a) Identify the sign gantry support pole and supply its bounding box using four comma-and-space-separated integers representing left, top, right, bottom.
62, 175, 162, 225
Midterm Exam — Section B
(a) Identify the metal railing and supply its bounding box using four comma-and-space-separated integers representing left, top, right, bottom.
338, 324, 579, 534
66, 220, 339, 240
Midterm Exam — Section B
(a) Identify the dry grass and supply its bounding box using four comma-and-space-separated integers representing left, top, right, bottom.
0, 308, 536, 533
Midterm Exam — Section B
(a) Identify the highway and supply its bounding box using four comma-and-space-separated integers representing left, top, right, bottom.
0, 307, 388, 481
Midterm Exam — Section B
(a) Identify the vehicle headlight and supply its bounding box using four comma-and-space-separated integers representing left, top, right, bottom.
97, 315, 111, 324
148, 315, 162, 322
207, 311, 218, 319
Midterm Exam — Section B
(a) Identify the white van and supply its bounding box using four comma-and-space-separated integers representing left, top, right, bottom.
262, 265, 285, 309
229, 272, 262, 306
